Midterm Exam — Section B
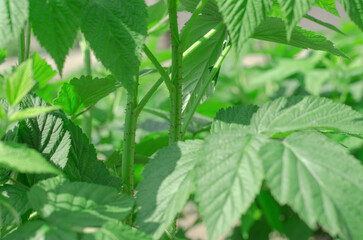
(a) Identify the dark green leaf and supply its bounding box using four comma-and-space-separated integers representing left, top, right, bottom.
339, 0, 363, 32
180, 0, 221, 17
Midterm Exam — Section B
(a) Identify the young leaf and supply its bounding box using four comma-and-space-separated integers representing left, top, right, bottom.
28, 177, 134, 229
3, 220, 77, 240
196, 127, 267, 240
81, 0, 147, 93
180, 0, 221, 17
136, 140, 202, 239
251, 96, 363, 136
31, 52, 57, 88
0, 142, 61, 175
315, 0, 339, 16
6, 60, 35, 106
182, 15, 227, 114
0, 0, 28, 48
216, 0, 274, 51
83, 223, 153, 240
260, 131, 363, 239
277, 0, 316, 39
29, 0, 83, 74
8, 106, 60, 123
251, 17, 348, 58
339, 0, 363, 32
54, 76, 119, 116
211, 105, 258, 132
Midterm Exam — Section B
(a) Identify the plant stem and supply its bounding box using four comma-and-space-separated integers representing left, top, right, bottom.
181, 45, 231, 136
168, 0, 183, 144
122, 86, 138, 195
18, 28, 26, 64
183, 22, 224, 58
25, 23, 32, 59
134, 77, 164, 117
143, 45, 173, 91
81, 36, 93, 139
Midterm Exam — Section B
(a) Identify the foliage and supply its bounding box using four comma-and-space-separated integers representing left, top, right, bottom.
0, 0, 362, 240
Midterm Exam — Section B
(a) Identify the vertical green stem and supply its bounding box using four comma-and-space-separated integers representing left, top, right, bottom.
122, 85, 138, 195
81, 36, 93, 139
18, 28, 25, 64
25, 23, 31, 59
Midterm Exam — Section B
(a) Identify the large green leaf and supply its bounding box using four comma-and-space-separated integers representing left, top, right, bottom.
6, 60, 35, 106
216, 0, 274, 51
31, 52, 57, 89
81, 0, 147, 93
196, 127, 267, 240
260, 131, 363, 239
29, 0, 83, 74
83, 223, 153, 240
28, 177, 133, 229
136, 140, 202, 239
3, 220, 77, 240
251, 17, 347, 58
0, 0, 28, 48
251, 96, 363, 136
277, 0, 316, 39
54, 76, 119, 116
182, 15, 227, 115
180, 0, 221, 16
0, 141, 61, 175
339, 0, 363, 32
0, 185, 30, 226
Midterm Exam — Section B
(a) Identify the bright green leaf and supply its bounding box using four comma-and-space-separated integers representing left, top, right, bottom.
217, 0, 274, 51
83, 223, 153, 240
251, 17, 348, 58
196, 127, 267, 240
29, 0, 83, 74
0, 48, 6, 64
3, 220, 77, 240
28, 177, 133, 229
8, 106, 60, 123
54, 76, 119, 116
251, 96, 363, 136
0, 0, 28, 48
31, 52, 57, 88
6, 60, 35, 106
339, 0, 363, 32
81, 0, 147, 93
137, 140, 202, 239
260, 131, 363, 239
0, 141, 61, 175
315, 0, 339, 16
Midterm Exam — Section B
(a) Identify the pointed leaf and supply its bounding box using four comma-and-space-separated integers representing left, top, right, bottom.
29, 0, 83, 74
315, 0, 339, 16
8, 106, 60, 123
31, 52, 57, 88
54, 76, 119, 116
260, 131, 363, 239
217, 0, 274, 51
196, 127, 267, 239
339, 0, 363, 32
81, 0, 147, 93
136, 140, 202, 239
251, 17, 348, 58
180, 0, 221, 16
251, 96, 363, 136
28, 177, 133, 229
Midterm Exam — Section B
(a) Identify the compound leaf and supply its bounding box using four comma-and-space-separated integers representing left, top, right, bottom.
260, 131, 363, 239
81, 0, 147, 93
136, 140, 202, 239
251, 96, 363, 136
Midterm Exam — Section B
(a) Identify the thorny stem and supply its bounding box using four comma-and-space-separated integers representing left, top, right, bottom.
134, 77, 164, 117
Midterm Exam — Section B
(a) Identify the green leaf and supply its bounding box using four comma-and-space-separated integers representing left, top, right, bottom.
6, 60, 35, 106
315, 0, 339, 16
3, 220, 77, 240
83, 223, 153, 240
29, 0, 83, 74
251, 96, 363, 136
0, 185, 30, 226
257, 190, 283, 233
304, 14, 344, 35
8, 106, 60, 123
28, 177, 133, 229
211, 105, 258, 132
54, 76, 119, 116
182, 15, 227, 115
196, 127, 267, 240
277, 0, 316, 39
0, 141, 61, 175
0, 48, 6, 64
260, 131, 363, 239
81, 0, 147, 93
216, 0, 274, 51
0, 0, 28, 48
180, 0, 221, 17
251, 17, 348, 58
339, 0, 363, 32
136, 140, 202, 238
31, 52, 57, 88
